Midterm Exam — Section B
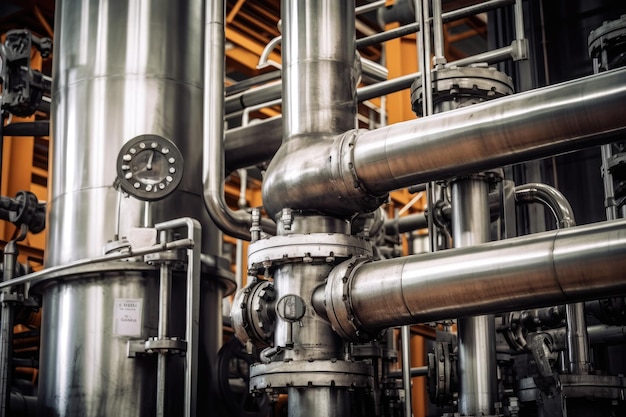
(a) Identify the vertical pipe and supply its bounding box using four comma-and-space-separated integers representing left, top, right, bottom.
281, 0, 357, 141
415, 0, 436, 254
0, 113, 4, 190
401, 326, 413, 417
601, 145, 618, 220
185, 220, 201, 417
287, 388, 351, 417
514, 0, 525, 41
156, 258, 171, 417
235, 169, 247, 290
202, 0, 252, 240
566, 303, 590, 374
432, 0, 446, 66
514, 182, 591, 375
452, 177, 497, 417
416, 0, 433, 118
0, 241, 17, 416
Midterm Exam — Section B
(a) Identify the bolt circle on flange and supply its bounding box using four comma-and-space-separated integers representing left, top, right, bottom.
248, 233, 373, 271
231, 280, 277, 348
249, 359, 374, 394
411, 65, 514, 117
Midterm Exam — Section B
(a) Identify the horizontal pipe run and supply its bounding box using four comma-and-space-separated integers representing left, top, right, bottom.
225, 115, 282, 171
355, 0, 386, 15
224, 82, 282, 115
384, 212, 428, 234
387, 366, 429, 379
2, 121, 50, 137
443, 44, 513, 67
587, 325, 626, 345
225, 71, 281, 96
354, 68, 626, 196
357, 0, 514, 49
384, 184, 567, 236
224, 45, 525, 172
323, 219, 626, 339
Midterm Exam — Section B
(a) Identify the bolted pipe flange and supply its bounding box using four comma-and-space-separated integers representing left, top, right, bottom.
248, 233, 372, 271
249, 359, 374, 394
324, 256, 379, 343
231, 280, 277, 348
411, 65, 514, 117
427, 341, 457, 406
588, 15, 626, 71
144, 337, 187, 355
338, 130, 389, 211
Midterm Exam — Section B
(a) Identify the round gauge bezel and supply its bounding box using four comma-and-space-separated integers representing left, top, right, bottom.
116, 134, 184, 201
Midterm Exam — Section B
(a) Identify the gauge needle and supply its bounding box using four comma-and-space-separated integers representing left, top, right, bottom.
146, 151, 154, 170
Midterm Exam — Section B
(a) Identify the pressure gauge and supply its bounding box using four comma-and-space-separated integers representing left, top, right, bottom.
116, 134, 184, 201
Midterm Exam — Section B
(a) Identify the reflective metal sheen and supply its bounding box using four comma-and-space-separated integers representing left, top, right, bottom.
42, 0, 221, 415
261, 0, 362, 219
354, 68, 626, 195
451, 177, 498, 417
325, 219, 626, 337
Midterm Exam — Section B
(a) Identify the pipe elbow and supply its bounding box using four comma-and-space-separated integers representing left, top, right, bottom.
203, 187, 251, 240
262, 131, 388, 220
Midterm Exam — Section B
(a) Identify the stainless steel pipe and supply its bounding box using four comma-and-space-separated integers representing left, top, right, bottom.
566, 302, 591, 374
356, 0, 514, 48
354, 67, 626, 196
224, 46, 523, 172
514, 183, 590, 374
262, 68, 626, 219
156, 260, 171, 417
451, 177, 497, 417
202, 0, 253, 240
262, 0, 361, 219
323, 219, 626, 340
515, 183, 576, 228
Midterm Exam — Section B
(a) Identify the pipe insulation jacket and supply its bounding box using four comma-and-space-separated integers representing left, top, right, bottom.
322, 219, 626, 341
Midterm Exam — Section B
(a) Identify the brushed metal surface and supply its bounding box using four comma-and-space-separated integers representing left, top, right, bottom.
331, 219, 626, 332
42, 0, 222, 415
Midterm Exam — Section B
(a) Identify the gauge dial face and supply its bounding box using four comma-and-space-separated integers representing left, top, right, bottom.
116, 134, 184, 201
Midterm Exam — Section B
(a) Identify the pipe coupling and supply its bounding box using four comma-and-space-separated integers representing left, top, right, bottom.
323, 256, 380, 342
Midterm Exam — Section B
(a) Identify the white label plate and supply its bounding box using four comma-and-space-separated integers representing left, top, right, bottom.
113, 298, 143, 336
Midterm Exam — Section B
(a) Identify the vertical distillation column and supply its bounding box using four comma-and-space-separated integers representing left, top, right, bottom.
39, 0, 223, 415
452, 178, 498, 416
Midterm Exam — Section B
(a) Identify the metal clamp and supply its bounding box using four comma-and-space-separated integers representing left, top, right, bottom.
0, 292, 23, 303
127, 337, 187, 358
145, 337, 187, 355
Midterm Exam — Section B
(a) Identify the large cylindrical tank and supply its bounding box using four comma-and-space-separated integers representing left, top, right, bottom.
37, 0, 226, 415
